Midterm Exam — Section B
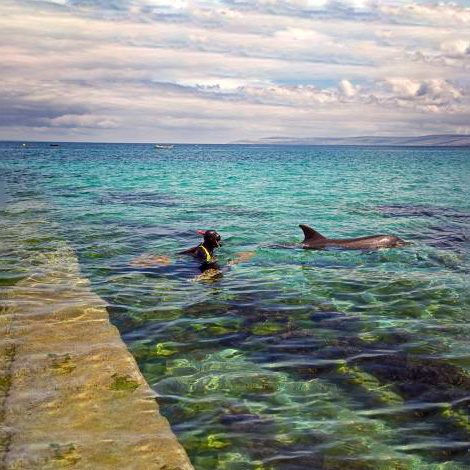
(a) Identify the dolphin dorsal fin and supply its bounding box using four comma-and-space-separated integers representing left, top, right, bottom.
299, 224, 327, 242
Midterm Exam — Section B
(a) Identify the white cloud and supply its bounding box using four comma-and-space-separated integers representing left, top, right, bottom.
44, 114, 120, 128
441, 39, 470, 57
31, 0, 67, 4
339, 79, 359, 97
0, 0, 470, 142
385, 78, 422, 98
378, 2, 470, 25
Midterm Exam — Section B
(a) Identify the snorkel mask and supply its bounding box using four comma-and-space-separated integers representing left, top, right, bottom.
197, 230, 222, 247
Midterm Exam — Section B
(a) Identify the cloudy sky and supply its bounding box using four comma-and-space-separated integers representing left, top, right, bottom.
1, 0, 470, 143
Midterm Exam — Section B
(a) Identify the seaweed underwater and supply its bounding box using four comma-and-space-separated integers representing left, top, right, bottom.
119, 284, 470, 470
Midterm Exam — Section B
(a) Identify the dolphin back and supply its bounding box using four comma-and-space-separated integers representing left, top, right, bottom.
299, 224, 327, 242
299, 223, 406, 250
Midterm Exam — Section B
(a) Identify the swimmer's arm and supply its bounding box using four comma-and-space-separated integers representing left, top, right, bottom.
130, 254, 172, 267
192, 252, 255, 281
227, 251, 256, 266
178, 246, 199, 256
179, 246, 209, 262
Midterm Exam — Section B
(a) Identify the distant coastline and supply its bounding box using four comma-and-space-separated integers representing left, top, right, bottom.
232, 134, 470, 147
2, 134, 470, 147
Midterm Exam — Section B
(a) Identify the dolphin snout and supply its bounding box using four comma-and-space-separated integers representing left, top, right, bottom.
394, 237, 407, 247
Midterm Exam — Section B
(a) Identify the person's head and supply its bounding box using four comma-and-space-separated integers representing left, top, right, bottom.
203, 230, 221, 248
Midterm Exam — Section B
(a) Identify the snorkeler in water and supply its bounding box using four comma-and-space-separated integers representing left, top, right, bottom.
179, 229, 222, 272
130, 229, 222, 274
130, 229, 254, 280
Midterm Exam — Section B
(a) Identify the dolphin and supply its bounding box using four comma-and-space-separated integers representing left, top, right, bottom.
299, 224, 406, 250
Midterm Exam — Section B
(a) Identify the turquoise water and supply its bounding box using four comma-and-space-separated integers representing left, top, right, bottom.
1, 142, 470, 469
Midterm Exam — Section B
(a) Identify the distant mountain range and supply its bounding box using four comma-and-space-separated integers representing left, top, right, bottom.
233, 134, 470, 147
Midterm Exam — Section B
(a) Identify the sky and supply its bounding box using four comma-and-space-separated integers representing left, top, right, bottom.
1, 0, 470, 143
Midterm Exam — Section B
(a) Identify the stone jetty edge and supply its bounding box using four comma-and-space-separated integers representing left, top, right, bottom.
0, 241, 194, 470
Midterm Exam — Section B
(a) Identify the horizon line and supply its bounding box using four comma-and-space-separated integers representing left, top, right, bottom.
2, 132, 470, 146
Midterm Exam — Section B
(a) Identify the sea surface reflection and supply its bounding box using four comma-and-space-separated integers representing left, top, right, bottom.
1, 142, 469, 470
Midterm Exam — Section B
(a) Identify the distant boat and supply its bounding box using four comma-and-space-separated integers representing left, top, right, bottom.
21, 143, 28, 148
154, 144, 174, 149
50, 144, 60, 147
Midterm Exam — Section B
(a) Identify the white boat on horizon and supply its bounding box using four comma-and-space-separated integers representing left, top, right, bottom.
154, 144, 174, 149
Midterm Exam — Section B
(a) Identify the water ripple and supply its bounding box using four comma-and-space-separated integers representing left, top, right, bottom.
2, 143, 470, 470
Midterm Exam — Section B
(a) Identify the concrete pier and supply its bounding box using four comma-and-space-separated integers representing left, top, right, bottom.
0, 242, 193, 470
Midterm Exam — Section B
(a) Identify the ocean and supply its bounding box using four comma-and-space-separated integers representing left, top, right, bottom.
1, 141, 469, 470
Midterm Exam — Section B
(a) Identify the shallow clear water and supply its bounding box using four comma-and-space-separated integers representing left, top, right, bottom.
1, 142, 470, 469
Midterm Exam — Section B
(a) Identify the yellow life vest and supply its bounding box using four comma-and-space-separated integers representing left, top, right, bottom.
199, 244, 211, 262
